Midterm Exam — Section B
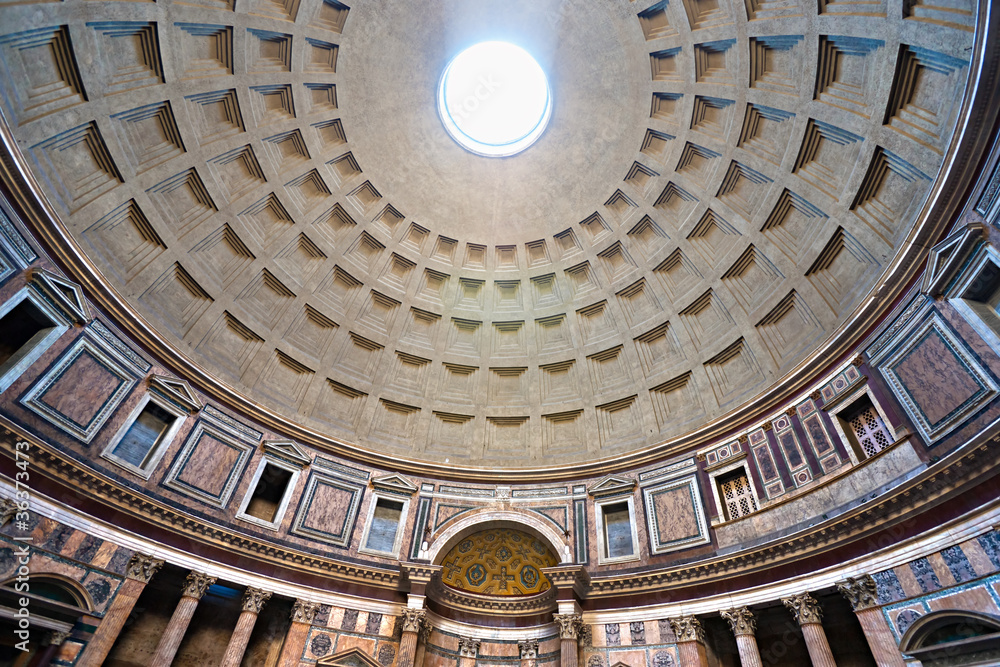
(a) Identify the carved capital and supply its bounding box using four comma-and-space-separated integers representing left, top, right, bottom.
125, 553, 163, 583
852, 355, 865, 368
458, 637, 480, 658
809, 390, 822, 403
720, 607, 756, 636
181, 571, 216, 599
553, 613, 582, 640
0, 498, 17, 527
518, 639, 538, 659
669, 616, 705, 644
418, 621, 433, 644
242, 587, 272, 614
577, 623, 592, 648
837, 575, 879, 611
47, 630, 71, 646
782, 593, 822, 626
785, 406, 798, 417
291, 599, 321, 624
401, 608, 427, 634
763, 422, 773, 432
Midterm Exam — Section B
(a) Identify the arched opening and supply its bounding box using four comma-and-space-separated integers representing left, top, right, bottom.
899, 610, 1000, 666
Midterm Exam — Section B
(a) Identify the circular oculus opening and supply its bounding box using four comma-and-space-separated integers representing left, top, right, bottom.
438, 41, 552, 157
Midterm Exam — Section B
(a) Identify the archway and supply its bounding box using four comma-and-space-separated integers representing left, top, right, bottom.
899, 610, 1000, 666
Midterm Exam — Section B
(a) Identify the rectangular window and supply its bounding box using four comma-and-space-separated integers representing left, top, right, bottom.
602, 501, 634, 559
0, 291, 66, 393
109, 402, 177, 469
717, 469, 757, 520
244, 464, 294, 523
364, 498, 404, 554
839, 394, 893, 460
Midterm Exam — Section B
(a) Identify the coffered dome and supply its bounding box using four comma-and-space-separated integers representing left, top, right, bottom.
0, 0, 976, 471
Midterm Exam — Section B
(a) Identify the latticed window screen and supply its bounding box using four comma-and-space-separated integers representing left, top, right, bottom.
719, 471, 757, 520
848, 402, 892, 458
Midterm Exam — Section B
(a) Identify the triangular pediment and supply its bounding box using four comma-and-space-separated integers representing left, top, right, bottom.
372, 473, 418, 496
149, 375, 202, 413
263, 440, 312, 467
317, 648, 382, 667
921, 223, 985, 297
588, 474, 635, 498
29, 269, 90, 324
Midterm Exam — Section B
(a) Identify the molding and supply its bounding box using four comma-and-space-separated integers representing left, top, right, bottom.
27, 268, 90, 325
262, 440, 312, 468
920, 223, 987, 297
587, 475, 636, 498
371, 473, 418, 497
149, 375, 202, 414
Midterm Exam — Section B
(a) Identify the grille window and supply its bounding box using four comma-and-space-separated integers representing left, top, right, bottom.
718, 469, 757, 520
109, 401, 176, 469
602, 501, 635, 559
839, 394, 893, 459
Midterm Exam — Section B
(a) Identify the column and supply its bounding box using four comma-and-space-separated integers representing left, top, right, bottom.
782, 593, 836, 667
553, 613, 581, 667
458, 637, 480, 667
277, 599, 321, 667
396, 609, 426, 667
149, 570, 216, 667
837, 575, 905, 667
518, 639, 538, 667
721, 607, 762, 667
78, 553, 163, 667
669, 616, 709, 667
414, 619, 432, 667
219, 587, 272, 667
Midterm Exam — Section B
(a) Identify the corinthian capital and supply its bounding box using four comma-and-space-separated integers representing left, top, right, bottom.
836, 575, 879, 611
181, 571, 216, 599
720, 607, 756, 636
125, 553, 164, 583
782, 593, 822, 626
291, 599, 321, 624
518, 639, 538, 659
242, 587, 272, 614
458, 637, 480, 658
401, 608, 427, 634
669, 616, 705, 644
553, 613, 582, 640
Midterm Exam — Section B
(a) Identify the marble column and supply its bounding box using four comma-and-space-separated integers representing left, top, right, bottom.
149, 570, 216, 667
519, 639, 538, 667
782, 593, 836, 667
721, 607, 762, 667
77, 553, 163, 667
669, 616, 709, 667
837, 575, 905, 667
414, 619, 433, 667
219, 587, 272, 667
458, 637, 480, 667
396, 609, 427, 667
553, 613, 581, 667
277, 600, 321, 667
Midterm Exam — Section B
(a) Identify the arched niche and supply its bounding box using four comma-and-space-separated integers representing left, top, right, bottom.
899, 609, 1000, 666
1, 572, 94, 611
419, 508, 573, 565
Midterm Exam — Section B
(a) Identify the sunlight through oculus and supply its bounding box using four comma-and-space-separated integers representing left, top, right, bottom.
438, 42, 552, 157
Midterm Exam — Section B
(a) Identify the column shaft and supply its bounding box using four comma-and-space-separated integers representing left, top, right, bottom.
735, 635, 763, 667
800, 623, 837, 667
396, 630, 419, 667
77, 577, 146, 667
559, 638, 577, 667
149, 595, 200, 667
219, 609, 260, 667
459, 655, 477, 667
856, 608, 906, 667
277, 621, 311, 667
677, 641, 709, 667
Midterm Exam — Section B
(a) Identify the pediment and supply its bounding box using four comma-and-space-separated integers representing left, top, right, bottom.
921, 222, 985, 297
372, 473, 418, 496
317, 648, 382, 667
29, 269, 90, 324
588, 474, 636, 498
149, 375, 202, 413
263, 440, 312, 467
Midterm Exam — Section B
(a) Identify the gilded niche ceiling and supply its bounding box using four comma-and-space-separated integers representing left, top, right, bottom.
439, 528, 557, 596
0, 0, 977, 466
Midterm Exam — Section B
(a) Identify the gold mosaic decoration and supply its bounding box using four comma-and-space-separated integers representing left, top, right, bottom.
439, 528, 557, 596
